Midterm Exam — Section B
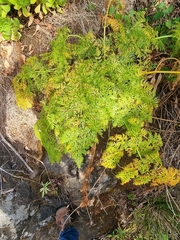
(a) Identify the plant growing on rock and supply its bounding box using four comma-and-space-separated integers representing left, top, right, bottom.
13, 2, 180, 187
40, 181, 50, 197
0, 0, 66, 41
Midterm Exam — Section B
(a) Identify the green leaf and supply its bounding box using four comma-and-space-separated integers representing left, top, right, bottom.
1, 4, 10, 17
13, 4, 21, 10
40, 181, 50, 197
114, 13, 122, 20
30, 0, 36, 4
1, 4, 10, 11
22, 7, 30, 17
0, 17, 21, 41
128, 9, 136, 16
19, 0, 30, 8
7, 0, 17, 5
11, 28, 21, 40
9, 0, 30, 8
163, 5, 174, 15
0, 17, 12, 40
88, 3, 95, 11
156, 2, 166, 10
109, 5, 116, 15
13, 17, 20, 26
165, 20, 172, 29
116, 2, 122, 11
11, 17, 21, 41
45, 0, 53, 8
0, 0, 9, 3
153, 11, 164, 21
56, 0, 66, 6
1, 5, 11, 14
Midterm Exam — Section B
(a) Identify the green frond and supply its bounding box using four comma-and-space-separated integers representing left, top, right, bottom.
12, 6, 180, 186
172, 22, 180, 56
34, 115, 63, 163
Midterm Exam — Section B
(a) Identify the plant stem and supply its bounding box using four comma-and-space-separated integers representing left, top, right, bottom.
67, 34, 83, 40
103, 0, 113, 57
143, 70, 180, 75
142, 57, 180, 75
155, 34, 173, 39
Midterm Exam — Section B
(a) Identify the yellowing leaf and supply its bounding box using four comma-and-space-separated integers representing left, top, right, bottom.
35, 4, 41, 14
102, 150, 124, 168
116, 159, 139, 185
151, 167, 180, 187
42, 4, 47, 15
28, 14, 34, 27
134, 173, 153, 185
57, 7, 64, 14
107, 17, 120, 32
16, 94, 34, 110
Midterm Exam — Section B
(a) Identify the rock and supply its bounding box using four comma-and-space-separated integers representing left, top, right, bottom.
5, 86, 43, 160
0, 149, 120, 240
0, 41, 25, 75
1, 182, 33, 235
0, 209, 17, 240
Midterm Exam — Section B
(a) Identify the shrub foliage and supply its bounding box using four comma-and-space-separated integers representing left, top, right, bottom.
0, 0, 66, 41
13, 8, 180, 186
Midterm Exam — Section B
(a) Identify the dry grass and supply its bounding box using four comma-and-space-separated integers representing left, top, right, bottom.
45, 0, 107, 35
152, 81, 180, 170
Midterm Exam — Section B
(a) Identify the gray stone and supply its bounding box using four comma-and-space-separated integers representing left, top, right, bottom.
0, 209, 17, 240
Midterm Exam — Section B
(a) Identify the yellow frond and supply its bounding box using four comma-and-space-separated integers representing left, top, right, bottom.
119, 0, 126, 14
107, 17, 120, 32
16, 93, 34, 110
151, 167, 180, 187
14, 81, 34, 110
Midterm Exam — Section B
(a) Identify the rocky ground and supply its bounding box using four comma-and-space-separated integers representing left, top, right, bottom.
0, 0, 180, 239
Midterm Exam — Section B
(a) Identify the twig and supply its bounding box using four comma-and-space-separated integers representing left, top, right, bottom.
168, 145, 180, 167
88, 169, 106, 197
0, 188, 14, 195
166, 185, 180, 214
0, 133, 34, 173
163, 112, 180, 153
0, 173, 2, 195
86, 206, 94, 226
103, 0, 113, 57
97, 195, 108, 215
152, 116, 180, 124
0, 167, 38, 184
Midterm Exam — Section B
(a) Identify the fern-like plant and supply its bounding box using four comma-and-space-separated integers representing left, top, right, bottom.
13, 5, 180, 186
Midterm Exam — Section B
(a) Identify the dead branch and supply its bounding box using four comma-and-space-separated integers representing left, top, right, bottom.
0, 132, 34, 173
80, 143, 96, 207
